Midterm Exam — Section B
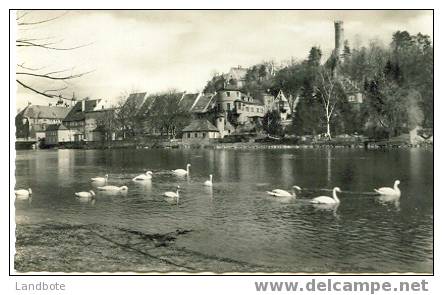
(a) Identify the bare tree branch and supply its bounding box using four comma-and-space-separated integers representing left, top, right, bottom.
17, 11, 68, 26
16, 40, 93, 50
16, 12, 94, 101
16, 11, 30, 21
17, 63, 46, 71
16, 70, 94, 81
17, 79, 72, 100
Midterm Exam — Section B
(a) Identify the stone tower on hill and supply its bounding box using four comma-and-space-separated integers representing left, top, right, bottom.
334, 20, 345, 61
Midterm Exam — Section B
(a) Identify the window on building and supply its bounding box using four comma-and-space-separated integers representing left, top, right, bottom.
226, 92, 230, 97
195, 133, 198, 138
227, 103, 231, 110
187, 133, 190, 138
202, 133, 206, 138
246, 107, 249, 112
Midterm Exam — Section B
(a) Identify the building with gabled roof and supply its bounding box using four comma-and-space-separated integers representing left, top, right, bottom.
62, 98, 103, 141
179, 92, 200, 111
191, 93, 216, 114
339, 77, 364, 105
182, 119, 221, 142
44, 123, 78, 145
122, 92, 149, 115
224, 66, 248, 88
15, 103, 72, 140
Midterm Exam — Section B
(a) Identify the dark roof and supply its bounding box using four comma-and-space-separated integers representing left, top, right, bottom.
192, 94, 215, 113
46, 124, 68, 131
17, 105, 72, 120
123, 93, 147, 111
63, 99, 100, 122
139, 94, 157, 114
179, 93, 199, 111
182, 119, 219, 132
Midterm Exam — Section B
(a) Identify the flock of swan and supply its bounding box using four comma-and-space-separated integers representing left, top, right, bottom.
266, 180, 401, 205
14, 162, 401, 207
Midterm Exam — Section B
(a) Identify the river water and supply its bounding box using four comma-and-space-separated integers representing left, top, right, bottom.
14, 148, 433, 273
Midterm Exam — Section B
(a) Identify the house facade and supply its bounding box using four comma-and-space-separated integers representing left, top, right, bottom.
215, 88, 265, 124
62, 98, 104, 142
15, 103, 72, 140
182, 119, 221, 142
45, 124, 77, 145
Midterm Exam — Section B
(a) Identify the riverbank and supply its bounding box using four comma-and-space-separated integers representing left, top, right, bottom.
41, 140, 433, 150
14, 222, 277, 273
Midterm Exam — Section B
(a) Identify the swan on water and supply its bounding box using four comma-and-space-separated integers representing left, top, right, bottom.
97, 185, 128, 192
15, 188, 32, 199
311, 187, 341, 204
133, 171, 153, 181
374, 180, 401, 197
267, 185, 301, 198
172, 164, 190, 176
91, 174, 108, 182
204, 174, 213, 187
164, 185, 180, 198
164, 186, 180, 204
75, 190, 95, 199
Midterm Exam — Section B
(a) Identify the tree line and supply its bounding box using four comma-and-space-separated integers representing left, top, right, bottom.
204, 30, 433, 139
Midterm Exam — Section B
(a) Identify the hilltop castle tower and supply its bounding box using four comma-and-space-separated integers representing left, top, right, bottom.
334, 20, 345, 61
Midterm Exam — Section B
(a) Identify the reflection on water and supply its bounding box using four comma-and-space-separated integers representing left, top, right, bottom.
14, 148, 433, 273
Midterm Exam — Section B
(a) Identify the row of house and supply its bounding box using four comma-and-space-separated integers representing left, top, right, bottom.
16, 57, 364, 145
15, 87, 295, 146
15, 98, 114, 145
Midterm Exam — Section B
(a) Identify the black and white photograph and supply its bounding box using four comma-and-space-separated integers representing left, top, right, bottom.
12, 9, 433, 275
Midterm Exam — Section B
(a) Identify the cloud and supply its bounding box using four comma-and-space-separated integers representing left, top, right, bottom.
15, 10, 433, 110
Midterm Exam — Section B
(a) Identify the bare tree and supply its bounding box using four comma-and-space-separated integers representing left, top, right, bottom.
115, 90, 145, 139
145, 90, 191, 139
95, 108, 117, 147
16, 11, 92, 101
315, 67, 340, 139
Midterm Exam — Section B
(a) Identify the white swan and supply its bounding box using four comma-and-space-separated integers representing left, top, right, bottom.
133, 171, 153, 181
267, 185, 301, 197
172, 164, 190, 176
98, 185, 128, 192
75, 190, 95, 199
15, 188, 32, 199
91, 174, 108, 182
164, 186, 180, 204
164, 186, 180, 198
375, 180, 401, 197
204, 174, 213, 187
311, 187, 341, 204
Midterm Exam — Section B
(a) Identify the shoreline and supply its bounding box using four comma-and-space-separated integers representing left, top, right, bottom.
26, 140, 434, 151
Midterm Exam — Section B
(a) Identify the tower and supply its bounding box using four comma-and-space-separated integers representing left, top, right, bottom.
216, 112, 226, 139
334, 20, 345, 61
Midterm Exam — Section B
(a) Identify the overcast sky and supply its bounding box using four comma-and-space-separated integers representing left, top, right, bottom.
15, 10, 433, 110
